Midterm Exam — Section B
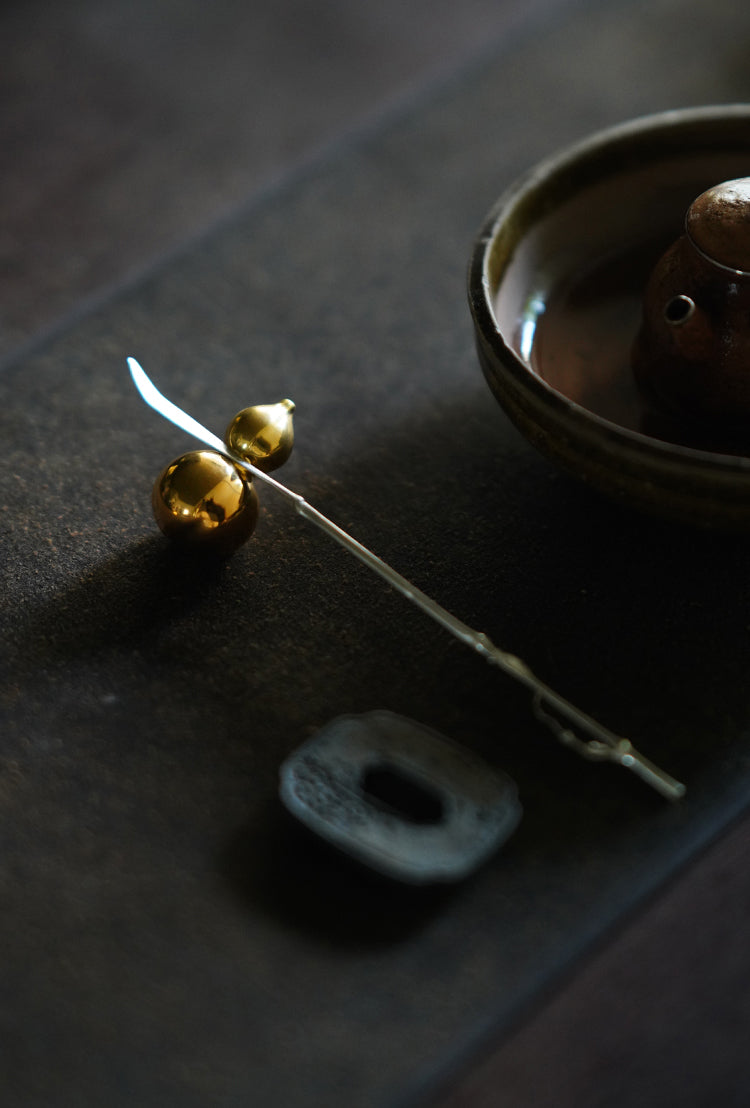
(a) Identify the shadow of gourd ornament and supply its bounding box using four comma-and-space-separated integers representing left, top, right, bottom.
151, 399, 295, 555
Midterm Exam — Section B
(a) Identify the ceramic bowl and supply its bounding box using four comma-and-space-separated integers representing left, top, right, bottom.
468, 106, 750, 529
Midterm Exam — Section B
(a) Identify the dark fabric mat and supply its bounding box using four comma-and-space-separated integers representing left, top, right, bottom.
0, 0, 545, 361
434, 812, 750, 1107
3, 0, 750, 1105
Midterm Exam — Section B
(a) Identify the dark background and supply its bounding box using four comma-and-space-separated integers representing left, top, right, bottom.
2, 2, 750, 1105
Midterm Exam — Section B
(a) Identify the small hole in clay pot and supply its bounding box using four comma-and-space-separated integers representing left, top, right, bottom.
664, 295, 696, 324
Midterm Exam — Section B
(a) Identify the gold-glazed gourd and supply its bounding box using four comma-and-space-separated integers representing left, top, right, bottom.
225, 399, 295, 472
152, 449, 259, 556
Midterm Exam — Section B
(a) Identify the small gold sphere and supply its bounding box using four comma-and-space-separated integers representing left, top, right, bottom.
225, 399, 295, 472
152, 450, 259, 556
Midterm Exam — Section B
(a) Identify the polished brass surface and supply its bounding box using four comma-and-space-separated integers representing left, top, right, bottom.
224, 399, 295, 472
152, 449, 259, 555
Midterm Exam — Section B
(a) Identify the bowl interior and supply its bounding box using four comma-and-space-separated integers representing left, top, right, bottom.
471, 109, 750, 527
492, 148, 750, 444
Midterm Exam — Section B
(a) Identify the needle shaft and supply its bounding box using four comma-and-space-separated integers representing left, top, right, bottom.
127, 357, 685, 800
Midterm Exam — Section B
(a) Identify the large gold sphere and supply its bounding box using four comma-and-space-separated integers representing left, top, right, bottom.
152, 450, 259, 556
225, 399, 295, 472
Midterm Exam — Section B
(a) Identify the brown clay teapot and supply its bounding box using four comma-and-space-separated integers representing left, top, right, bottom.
633, 177, 750, 433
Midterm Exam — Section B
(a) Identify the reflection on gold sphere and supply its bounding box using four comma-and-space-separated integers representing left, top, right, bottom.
225, 399, 295, 472
152, 450, 259, 556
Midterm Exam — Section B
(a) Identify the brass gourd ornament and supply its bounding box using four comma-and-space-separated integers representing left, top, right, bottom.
151, 400, 295, 554
225, 399, 295, 472
152, 450, 259, 557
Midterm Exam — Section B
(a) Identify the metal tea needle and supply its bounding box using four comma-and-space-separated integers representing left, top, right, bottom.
127, 357, 685, 801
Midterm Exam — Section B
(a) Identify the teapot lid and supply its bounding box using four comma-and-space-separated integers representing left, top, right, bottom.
686, 177, 750, 273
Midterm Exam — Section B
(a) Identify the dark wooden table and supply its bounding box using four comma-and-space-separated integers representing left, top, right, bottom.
3, 3, 750, 1105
